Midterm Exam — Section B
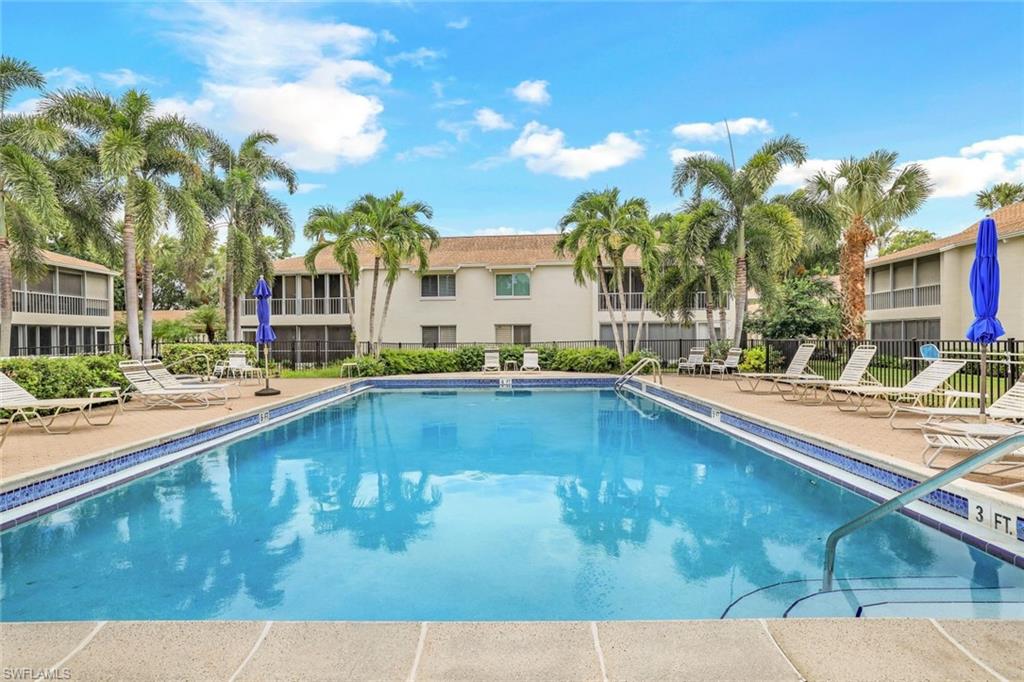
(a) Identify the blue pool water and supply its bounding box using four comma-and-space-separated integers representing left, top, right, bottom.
2, 389, 1022, 621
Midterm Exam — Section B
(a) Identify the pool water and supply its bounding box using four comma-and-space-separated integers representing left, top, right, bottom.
2, 389, 1021, 621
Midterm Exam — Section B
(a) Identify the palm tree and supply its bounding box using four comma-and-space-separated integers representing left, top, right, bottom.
374, 216, 439, 350
205, 131, 296, 341
975, 181, 1024, 212
804, 151, 931, 337
187, 303, 224, 343
303, 206, 361, 339
44, 88, 209, 359
672, 135, 807, 343
556, 188, 652, 357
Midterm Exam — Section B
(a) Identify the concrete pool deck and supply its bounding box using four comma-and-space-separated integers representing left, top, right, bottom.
2, 618, 1022, 681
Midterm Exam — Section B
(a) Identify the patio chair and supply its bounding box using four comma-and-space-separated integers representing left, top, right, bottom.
919, 422, 1024, 487
734, 343, 819, 393
0, 372, 122, 448
119, 361, 225, 410
521, 348, 541, 372
776, 344, 878, 405
828, 359, 967, 417
677, 347, 706, 375
213, 351, 264, 382
708, 347, 743, 379
889, 375, 1024, 430
143, 359, 241, 400
482, 349, 500, 372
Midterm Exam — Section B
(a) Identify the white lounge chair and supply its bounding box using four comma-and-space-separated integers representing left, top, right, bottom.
919, 421, 1024, 487
521, 348, 541, 372
214, 350, 264, 382
889, 375, 1024, 429
0, 372, 122, 447
776, 344, 878, 404
735, 343, 819, 393
677, 348, 706, 375
482, 349, 500, 372
829, 359, 967, 417
120, 361, 225, 409
708, 347, 743, 379
143, 359, 241, 400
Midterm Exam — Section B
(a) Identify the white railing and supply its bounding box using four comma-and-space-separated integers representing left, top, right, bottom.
243, 297, 350, 316
599, 292, 645, 310
13, 291, 109, 316
867, 284, 941, 310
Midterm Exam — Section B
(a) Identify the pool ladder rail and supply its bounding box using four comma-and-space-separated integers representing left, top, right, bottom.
822, 432, 1024, 592
616, 357, 663, 388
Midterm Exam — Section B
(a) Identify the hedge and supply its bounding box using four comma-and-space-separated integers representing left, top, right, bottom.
340, 345, 628, 377
159, 343, 257, 375
0, 354, 130, 400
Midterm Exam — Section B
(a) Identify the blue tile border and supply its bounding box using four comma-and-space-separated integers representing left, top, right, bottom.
1018, 517, 1023, 543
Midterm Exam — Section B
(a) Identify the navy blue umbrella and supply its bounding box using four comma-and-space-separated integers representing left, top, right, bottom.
965, 216, 1004, 419
253, 276, 280, 396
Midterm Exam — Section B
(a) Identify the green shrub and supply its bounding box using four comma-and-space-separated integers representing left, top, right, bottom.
706, 340, 735, 361
738, 347, 766, 373
354, 355, 387, 377
535, 344, 560, 369
379, 348, 460, 374
0, 354, 130, 401
160, 343, 256, 375
548, 346, 621, 373
622, 350, 659, 373
452, 345, 485, 371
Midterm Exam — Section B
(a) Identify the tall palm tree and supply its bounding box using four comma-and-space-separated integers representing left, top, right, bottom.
556, 188, 652, 357
975, 181, 1024, 212
44, 88, 209, 359
375, 221, 438, 350
804, 151, 931, 337
672, 135, 807, 343
205, 131, 296, 341
303, 206, 361, 339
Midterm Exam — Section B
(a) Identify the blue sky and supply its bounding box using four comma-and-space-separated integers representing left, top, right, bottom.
5, 1, 1023, 253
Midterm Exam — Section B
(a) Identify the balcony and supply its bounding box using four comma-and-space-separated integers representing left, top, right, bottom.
598, 292, 645, 310
13, 291, 109, 317
243, 297, 351, 316
866, 284, 940, 311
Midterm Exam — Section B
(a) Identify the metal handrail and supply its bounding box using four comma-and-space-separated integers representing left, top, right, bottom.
822, 433, 1024, 591
162, 352, 214, 379
616, 357, 662, 387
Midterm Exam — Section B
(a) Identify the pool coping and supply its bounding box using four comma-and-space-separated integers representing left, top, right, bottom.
1, 376, 1022, 571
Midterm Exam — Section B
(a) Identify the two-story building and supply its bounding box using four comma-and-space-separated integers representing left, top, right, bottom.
8, 250, 117, 355
864, 202, 1024, 340
241, 234, 734, 349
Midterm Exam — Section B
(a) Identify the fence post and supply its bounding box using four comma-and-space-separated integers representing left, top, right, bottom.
1008, 338, 1018, 391
291, 339, 298, 369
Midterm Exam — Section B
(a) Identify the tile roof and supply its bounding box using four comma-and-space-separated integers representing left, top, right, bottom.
272, 233, 646, 274
867, 202, 1024, 266
40, 250, 118, 275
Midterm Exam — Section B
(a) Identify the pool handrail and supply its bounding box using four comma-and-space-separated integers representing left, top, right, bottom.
616, 357, 662, 387
821, 432, 1024, 591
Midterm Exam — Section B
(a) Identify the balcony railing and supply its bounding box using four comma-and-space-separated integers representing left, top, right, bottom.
13, 291, 109, 316
866, 284, 941, 310
598, 292, 645, 310
243, 297, 351, 316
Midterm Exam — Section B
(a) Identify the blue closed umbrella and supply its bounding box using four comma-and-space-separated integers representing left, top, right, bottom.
253, 276, 280, 396
965, 216, 1004, 419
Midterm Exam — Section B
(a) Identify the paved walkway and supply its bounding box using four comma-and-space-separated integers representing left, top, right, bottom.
2, 618, 1021, 681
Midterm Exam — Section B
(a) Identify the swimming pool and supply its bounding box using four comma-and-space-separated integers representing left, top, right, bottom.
2, 388, 1022, 620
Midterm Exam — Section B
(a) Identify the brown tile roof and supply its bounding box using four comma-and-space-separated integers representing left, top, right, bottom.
867, 202, 1024, 267
40, 249, 118, 275
272, 233, 645, 274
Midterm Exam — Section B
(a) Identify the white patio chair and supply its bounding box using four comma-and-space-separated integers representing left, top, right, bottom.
829, 359, 967, 417
708, 347, 743, 379
890, 375, 1024, 430
776, 344, 879, 405
521, 348, 541, 372
120, 361, 224, 410
482, 349, 500, 372
735, 343, 819, 393
919, 421, 1024, 487
214, 351, 264, 383
0, 372, 122, 448
143, 360, 241, 400
677, 348, 706, 375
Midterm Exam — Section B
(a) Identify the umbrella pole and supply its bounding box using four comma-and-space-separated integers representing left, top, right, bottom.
979, 347, 987, 424
256, 342, 280, 396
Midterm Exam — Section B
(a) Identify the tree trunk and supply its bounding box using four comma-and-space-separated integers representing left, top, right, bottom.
614, 267, 630, 357
0, 237, 13, 357
344, 273, 359, 356
840, 215, 874, 339
224, 260, 235, 343
733, 255, 747, 345
377, 277, 396, 348
123, 210, 143, 360
142, 254, 153, 359
704, 273, 718, 344
367, 257, 380, 356
633, 290, 647, 354
234, 293, 243, 341
719, 307, 728, 344
597, 256, 623, 357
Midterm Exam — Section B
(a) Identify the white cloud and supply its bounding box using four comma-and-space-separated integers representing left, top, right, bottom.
99, 68, 155, 88
446, 17, 470, 29
509, 121, 644, 179
959, 135, 1024, 157
669, 147, 717, 164
774, 158, 841, 188
395, 141, 455, 162
385, 47, 443, 68
379, 29, 398, 44
43, 67, 91, 89
671, 117, 772, 142
472, 226, 557, 236
474, 107, 512, 131
438, 119, 472, 142
154, 1, 390, 171
264, 179, 325, 195
8, 97, 43, 115
431, 81, 469, 109
512, 80, 550, 105
153, 96, 216, 120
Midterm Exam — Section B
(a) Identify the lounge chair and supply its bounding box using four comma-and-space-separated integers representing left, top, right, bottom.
213, 351, 263, 382
919, 421, 1024, 486
143, 359, 241, 400
735, 343, 819, 393
482, 349, 500, 372
708, 347, 743, 379
119, 361, 226, 409
0, 372, 122, 448
776, 344, 878, 405
828, 359, 967, 417
889, 375, 1024, 430
521, 348, 541, 372
677, 348, 706, 375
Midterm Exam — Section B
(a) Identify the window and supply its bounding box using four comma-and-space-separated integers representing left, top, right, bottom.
422, 325, 457, 345
495, 324, 531, 345
421, 274, 456, 298
495, 272, 530, 297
